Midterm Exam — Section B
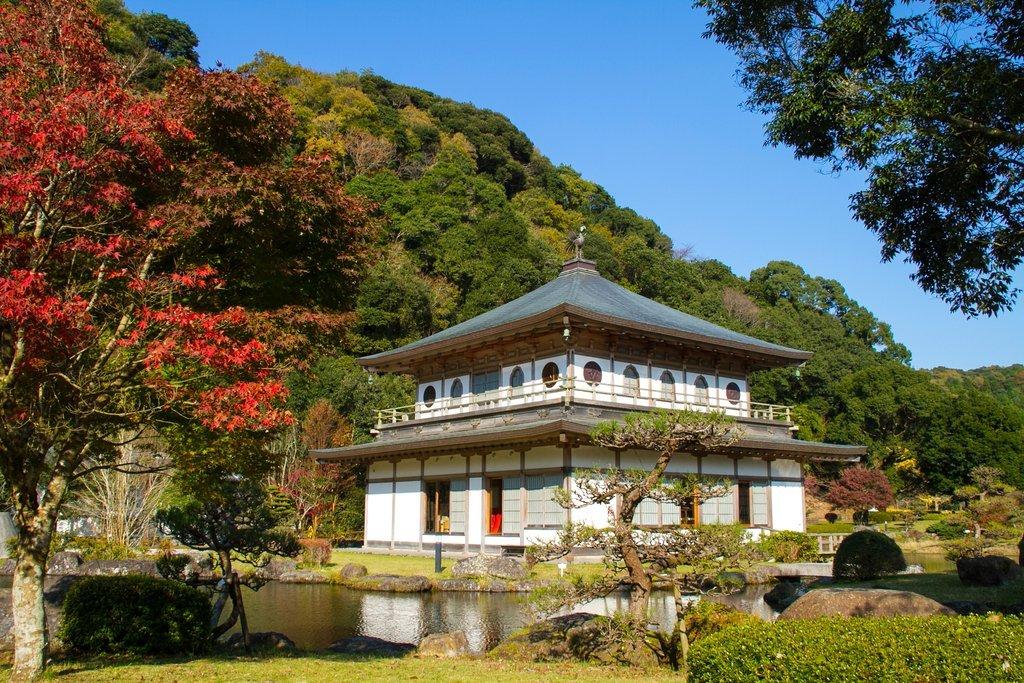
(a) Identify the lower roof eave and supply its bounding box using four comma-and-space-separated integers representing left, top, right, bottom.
312, 419, 865, 465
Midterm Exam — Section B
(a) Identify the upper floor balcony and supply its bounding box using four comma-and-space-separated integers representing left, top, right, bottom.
375, 374, 794, 430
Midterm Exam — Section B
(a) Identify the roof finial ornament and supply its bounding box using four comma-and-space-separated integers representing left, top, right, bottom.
571, 225, 586, 260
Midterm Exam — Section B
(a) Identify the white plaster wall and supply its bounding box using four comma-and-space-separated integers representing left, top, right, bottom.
367, 461, 391, 481
701, 454, 735, 476
468, 454, 483, 475
393, 480, 422, 543
665, 454, 700, 474
395, 458, 419, 479
738, 458, 769, 477
771, 458, 802, 479
571, 445, 615, 469
424, 455, 466, 477
620, 449, 658, 471
525, 446, 563, 470
485, 451, 519, 474
770, 480, 804, 531
467, 476, 484, 546
365, 482, 393, 542
523, 529, 560, 545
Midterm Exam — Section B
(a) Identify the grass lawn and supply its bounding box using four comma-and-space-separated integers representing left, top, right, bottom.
820, 571, 1024, 606
30, 653, 676, 682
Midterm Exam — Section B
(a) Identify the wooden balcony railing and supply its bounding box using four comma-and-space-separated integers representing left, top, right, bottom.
375, 376, 794, 427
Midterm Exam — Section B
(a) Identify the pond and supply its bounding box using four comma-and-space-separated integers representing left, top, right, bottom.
231, 582, 781, 652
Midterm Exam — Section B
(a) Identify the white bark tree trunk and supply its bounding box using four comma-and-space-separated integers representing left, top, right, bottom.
10, 543, 47, 682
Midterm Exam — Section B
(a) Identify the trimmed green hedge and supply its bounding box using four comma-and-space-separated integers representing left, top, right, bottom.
833, 529, 906, 580
689, 616, 1024, 682
61, 575, 211, 655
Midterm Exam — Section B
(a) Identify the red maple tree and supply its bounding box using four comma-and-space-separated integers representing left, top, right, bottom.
824, 466, 895, 523
0, 1, 372, 677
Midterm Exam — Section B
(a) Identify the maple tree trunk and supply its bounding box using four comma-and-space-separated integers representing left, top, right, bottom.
10, 527, 51, 682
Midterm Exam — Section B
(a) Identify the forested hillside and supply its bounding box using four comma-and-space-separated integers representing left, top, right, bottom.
96, 1, 1023, 494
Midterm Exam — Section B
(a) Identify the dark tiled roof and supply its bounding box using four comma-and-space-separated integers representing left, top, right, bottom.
312, 417, 864, 463
363, 261, 809, 363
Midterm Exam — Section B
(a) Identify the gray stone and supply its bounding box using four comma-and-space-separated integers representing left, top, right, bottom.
225, 631, 297, 652
434, 578, 480, 592
451, 554, 528, 581
417, 631, 469, 658
763, 580, 803, 611
75, 559, 159, 577
258, 558, 298, 581
327, 635, 415, 657
0, 576, 78, 651
780, 588, 956, 620
0, 560, 14, 576
278, 569, 329, 584
339, 563, 368, 580
363, 574, 432, 592
957, 556, 1023, 587
47, 551, 83, 575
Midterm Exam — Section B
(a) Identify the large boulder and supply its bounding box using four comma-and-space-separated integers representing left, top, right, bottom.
0, 575, 79, 651
779, 588, 955, 620
257, 558, 297, 581
434, 578, 480, 592
417, 631, 469, 658
764, 580, 804, 611
489, 612, 658, 667
451, 554, 527, 581
339, 563, 368, 580
225, 631, 297, 652
350, 574, 431, 592
957, 556, 1023, 587
47, 551, 83, 575
327, 635, 415, 657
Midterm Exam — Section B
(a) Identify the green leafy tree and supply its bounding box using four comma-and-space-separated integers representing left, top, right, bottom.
699, 0, 1024, 315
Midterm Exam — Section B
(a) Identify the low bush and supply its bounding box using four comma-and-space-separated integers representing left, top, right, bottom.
61, 575, 210, 655
684, 600, 760, 644
823, 512, 838, 524
927, 519, 970, 540
299, 538, 332, 566
832, 529, 906, 580
868, 508, 915, 525
63, 535, 135, 560
688, 616, 1024, 682
756, 531, 819, 562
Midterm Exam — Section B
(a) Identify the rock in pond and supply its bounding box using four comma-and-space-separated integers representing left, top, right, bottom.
417, 631, 469, 658
278, 569, 329, 584
489, 612, 658, 667
763, 580, 804, 611
328, 635, 415, 657
339, 563, 368, 580
957, 556, 1023, 587
225, 631, 297, 652
779, 588, 956, 620
434, 578, 480, 592
351, 574, 432, 592
47, 551, 83, 575
451, 554, 527, 581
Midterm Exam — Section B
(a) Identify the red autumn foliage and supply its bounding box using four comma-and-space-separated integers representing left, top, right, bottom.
824, 466, 896, 515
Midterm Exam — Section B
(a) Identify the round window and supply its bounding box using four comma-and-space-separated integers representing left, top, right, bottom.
726, 382, 741, 404
423, 385, 436, 407
541, 362, 560, 388
583, 361, 602, 386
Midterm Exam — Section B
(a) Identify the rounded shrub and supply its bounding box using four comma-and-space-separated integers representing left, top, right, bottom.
926, 519, 969, 540
689, 616, 1024, 682
832, 529, 906, 580
61, 575, 211, 655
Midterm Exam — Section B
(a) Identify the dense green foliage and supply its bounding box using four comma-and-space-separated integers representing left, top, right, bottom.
689, 616, 1024, 682
755, 531, 819, 563
931, 365, 1024, 410
699, 0, 1024, 317
97, 2, 1024, 495
61, 576, 210, 655
833, 530, 907, 581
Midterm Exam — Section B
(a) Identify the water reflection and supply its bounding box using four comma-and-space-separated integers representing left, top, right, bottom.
234, 582, 779, 652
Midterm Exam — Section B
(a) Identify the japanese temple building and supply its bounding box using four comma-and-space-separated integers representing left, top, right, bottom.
314, 257, 864, 552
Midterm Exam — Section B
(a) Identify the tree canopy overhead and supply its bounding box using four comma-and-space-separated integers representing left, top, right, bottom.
698, 0, 1024, 316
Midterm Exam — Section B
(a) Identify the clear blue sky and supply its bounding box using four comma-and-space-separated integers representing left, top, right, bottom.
128, 0, 1022, 370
